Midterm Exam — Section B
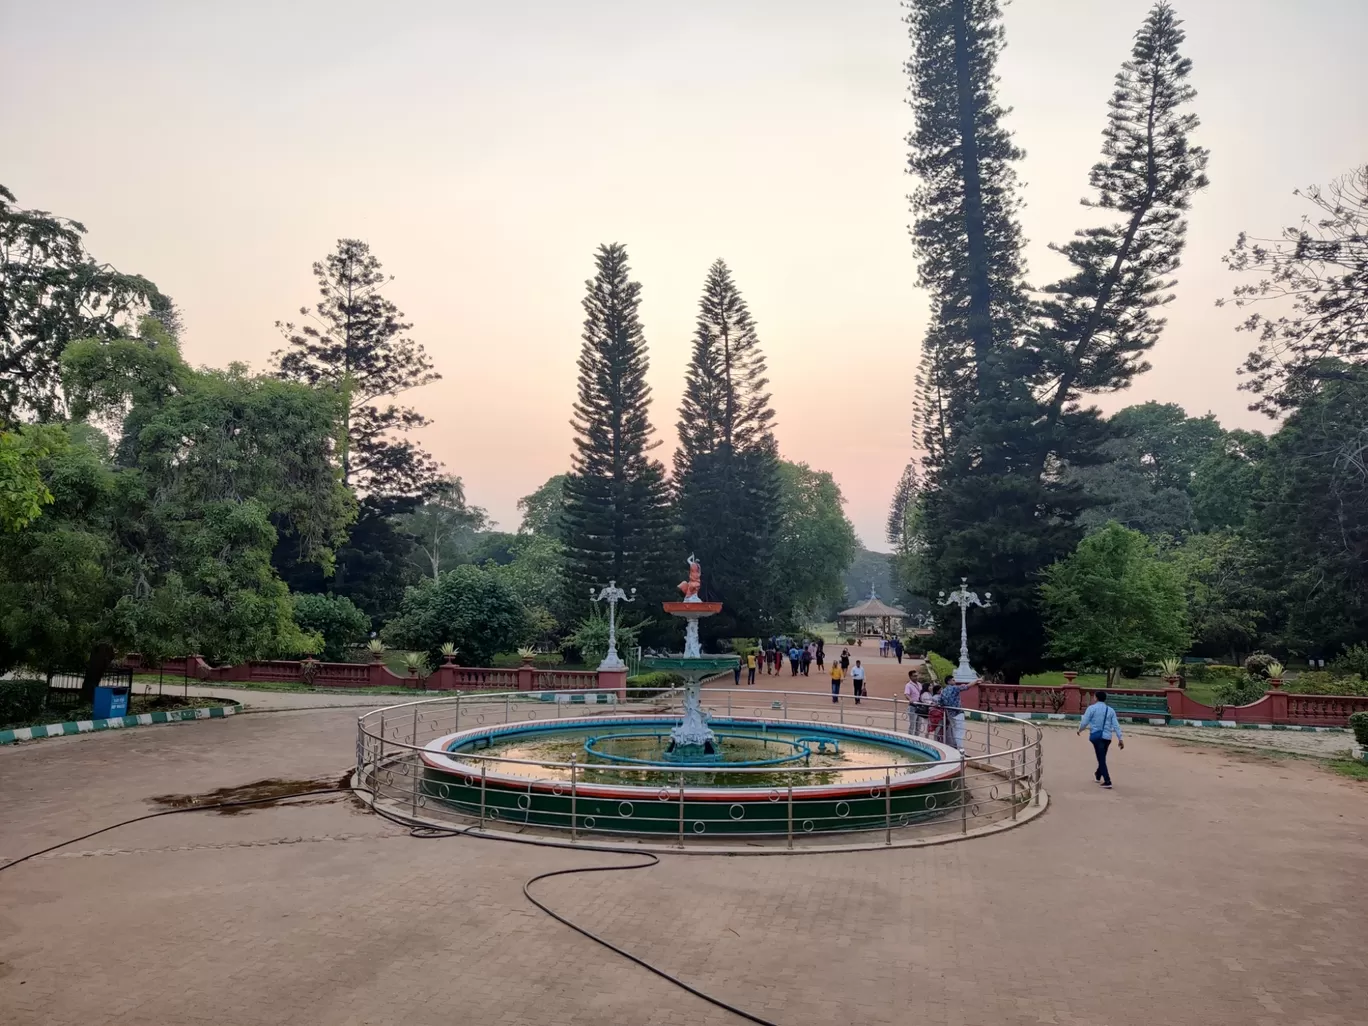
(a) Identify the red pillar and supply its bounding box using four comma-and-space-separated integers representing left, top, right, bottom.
597, 667, 628, 702
517, 664, 534, 692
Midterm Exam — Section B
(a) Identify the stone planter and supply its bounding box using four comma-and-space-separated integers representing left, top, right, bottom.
1062, 671, 1078, 686
1267, 677, 1284, 689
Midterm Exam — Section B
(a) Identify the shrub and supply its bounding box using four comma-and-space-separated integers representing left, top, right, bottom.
626, 671, 685, 698
383, 565, 529, 667
926, 651, 956, 683
1330, 644, 1368, 680
0, 678, 47, 727
1285, 671, 1368, 697
291, 593, 370, 662
1244, 652, 1277, 679
1349, 711, 1368, 747
1185, 663, 1242, 683
1213, 673, 1267, 709
567, 612, 643, 668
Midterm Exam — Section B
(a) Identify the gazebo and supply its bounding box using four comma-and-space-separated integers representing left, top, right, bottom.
836, 590, 908, 639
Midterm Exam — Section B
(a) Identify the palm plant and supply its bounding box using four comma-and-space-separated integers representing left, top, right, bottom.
402, 652, 427, 676
1158, 657, 1181, 679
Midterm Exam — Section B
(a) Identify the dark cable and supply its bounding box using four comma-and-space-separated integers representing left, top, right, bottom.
523, 855, 784, 1026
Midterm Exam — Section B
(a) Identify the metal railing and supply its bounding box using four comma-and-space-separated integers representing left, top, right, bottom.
355, 688, 1043, 849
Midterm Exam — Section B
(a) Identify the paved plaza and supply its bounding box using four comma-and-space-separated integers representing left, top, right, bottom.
2, 668, 1366, 1026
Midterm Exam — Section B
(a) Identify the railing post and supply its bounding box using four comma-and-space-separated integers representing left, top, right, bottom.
1010, 746, 1018, 820
678, 772, 686, 849
479, 760, 487, 830
1033, 729, 1041, 806
890, 699, 897, 732
787, 782, 794, 850
409, 706, 420, 818
455, 694, 461, 730
378, 712, 386, 764
505, 692, 511, 725
960, 756, 968, 835
727, 691, 732, 718
884, 770, 892, 845
570, 756, 578, 842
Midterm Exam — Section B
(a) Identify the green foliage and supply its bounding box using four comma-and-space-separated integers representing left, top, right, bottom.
562, 244, 677, 611
773, 461, 858, 619
674, 259, 783, 636
0, 426, 61, 532
1181, 662, 1242, 683
396, 475, 490, 579
567, 610, 643, 669
1041, 523, 1190, 686
382, 564, 528, 667
517, 475, 569, 540
1191, 430, 1266, 532
926, 650, 956, 683
1284, 672, 1368, 697
0, 679, 47, 727
1330, 644, 1368, 680
490, 532, 568, 639
1163, 530, 1267, 660
627, 671, 685, 697
1243, 652, 1277, 678
292, 592, 369, 662
1212, 673, 1267, 709
0, 184, 164, 422
1348, 711, 1368, 747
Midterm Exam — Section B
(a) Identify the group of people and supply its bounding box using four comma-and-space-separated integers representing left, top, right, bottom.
903, 671, 967, 750
876, 636, 906, 663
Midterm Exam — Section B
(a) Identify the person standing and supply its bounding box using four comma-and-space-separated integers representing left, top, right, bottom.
840, 649, 850, 676
893, 637, 903, 664
904, 672, 920, 734
927, 684, 945, 742
733, 659, 743, 686
830, 659, 844, 703
800, 644, 812, 677
939, 678, 967, 750
789, 644, 801, 677
851, 659, 866, 705
815, 639, 825, 671
746, 649, 757, 686
1077, 691, 1124, 789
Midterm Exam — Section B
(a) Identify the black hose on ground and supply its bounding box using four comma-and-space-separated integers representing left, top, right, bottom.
3, 787, 785, 1025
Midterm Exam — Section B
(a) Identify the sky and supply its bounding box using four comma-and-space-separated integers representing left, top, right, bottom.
4, 0, 1366, 550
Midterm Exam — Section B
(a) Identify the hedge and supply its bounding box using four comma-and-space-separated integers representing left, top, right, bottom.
926, 651, 956, 683
1349, 711, 1368, 748
627, 671, 686, 698
0, 679, 48, 728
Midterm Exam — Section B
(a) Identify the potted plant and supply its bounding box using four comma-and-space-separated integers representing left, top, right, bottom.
1159, 657, 1181, 687
366, 639, 385, 662
402, 652, 427, 678
1265, 660, 1285, 689
1062, 671, 1078, 686
439, 642, 457, 665
517, 646, 537, 666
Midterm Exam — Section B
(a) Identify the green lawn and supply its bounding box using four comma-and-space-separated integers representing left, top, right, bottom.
1328, 758, 1368, 781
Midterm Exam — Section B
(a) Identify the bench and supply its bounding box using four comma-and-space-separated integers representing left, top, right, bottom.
1105, 694, 1169, 719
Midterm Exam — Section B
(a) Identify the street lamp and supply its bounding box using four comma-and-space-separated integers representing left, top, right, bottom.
590, 580, 636, 671
938, 578, 992, 684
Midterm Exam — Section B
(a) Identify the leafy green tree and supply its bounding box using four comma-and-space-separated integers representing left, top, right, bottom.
773, 462, 858, 621
1226, 165, 1368, 413
397, 475, 490, 580
1040, 522, 1190, 685
292, 592, 370, 661
0, 426, 61, 531
274, 239, 440, 497
383, 564, 528, 666
674, 259, 782, 635
0, 185, 163, 423
561, 244, 676, 607
1163, 530, 1267, 661
1246, 366, 1368, 656
492, 532, 569, 642
517, 474, 569, 539
1190, 428, 1266, 532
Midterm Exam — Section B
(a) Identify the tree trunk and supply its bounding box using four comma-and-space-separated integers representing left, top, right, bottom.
81, 642, 116, 702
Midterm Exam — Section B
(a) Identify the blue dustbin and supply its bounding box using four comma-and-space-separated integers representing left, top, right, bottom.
93, 685, 130, 719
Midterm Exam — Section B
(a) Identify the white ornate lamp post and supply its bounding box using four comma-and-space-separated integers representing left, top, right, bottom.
939, 578, 991, 684
590, 580, 636, 671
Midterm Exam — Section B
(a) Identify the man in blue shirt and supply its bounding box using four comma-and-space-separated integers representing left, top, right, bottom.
1077, 691, 1124, 788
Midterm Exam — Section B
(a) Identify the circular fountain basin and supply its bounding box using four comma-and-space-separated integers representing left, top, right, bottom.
418, 715, 964, 837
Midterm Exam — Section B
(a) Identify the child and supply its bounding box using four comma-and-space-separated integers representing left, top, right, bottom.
927, 684, 945, 743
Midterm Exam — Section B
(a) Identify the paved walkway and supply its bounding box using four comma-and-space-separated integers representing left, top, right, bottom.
2, 699, 1365, 1025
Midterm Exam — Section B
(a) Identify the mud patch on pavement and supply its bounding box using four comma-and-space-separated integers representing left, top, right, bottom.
148, 776, 346, 815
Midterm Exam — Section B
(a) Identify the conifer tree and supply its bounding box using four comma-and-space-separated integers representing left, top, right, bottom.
274, 239, 440, 498
674, 260, 782, 634
562, 244, 675, 610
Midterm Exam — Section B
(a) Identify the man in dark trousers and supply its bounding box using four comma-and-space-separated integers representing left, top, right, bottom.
1077, 691, 1124, 789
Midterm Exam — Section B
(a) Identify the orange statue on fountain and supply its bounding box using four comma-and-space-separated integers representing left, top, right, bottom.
678, 554, 702, 602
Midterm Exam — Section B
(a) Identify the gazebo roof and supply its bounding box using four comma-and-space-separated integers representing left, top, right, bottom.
837, 595, 907, 619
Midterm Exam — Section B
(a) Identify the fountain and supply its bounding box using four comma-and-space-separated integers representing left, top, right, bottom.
411, 556, 969, 838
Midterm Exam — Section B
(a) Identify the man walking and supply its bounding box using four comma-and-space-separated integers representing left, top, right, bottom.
893, 638, 903, 664
851, 659, 866, 705
1078, 691, 1124, 789
789, 644, 801, 677
938, 678, 967, 750
830, 659, 844, 703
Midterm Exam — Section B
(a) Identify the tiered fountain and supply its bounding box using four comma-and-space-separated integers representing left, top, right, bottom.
415, 557, 965, 838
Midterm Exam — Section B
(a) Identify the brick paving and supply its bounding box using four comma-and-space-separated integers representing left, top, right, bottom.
2, 696, 1366, 1025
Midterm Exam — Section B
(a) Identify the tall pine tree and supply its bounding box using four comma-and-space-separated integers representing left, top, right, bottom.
274, 239, 441, 498
674, 260, 782, 636
562, 244, 675, 612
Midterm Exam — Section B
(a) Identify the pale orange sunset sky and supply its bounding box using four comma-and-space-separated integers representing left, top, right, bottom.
4, 1, 1366, 549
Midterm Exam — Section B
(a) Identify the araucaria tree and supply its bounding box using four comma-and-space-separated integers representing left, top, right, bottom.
562, 244, 675, 609
274, 239, 441, 497
902, 0, 1207, 679
674, 260, 782, 634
